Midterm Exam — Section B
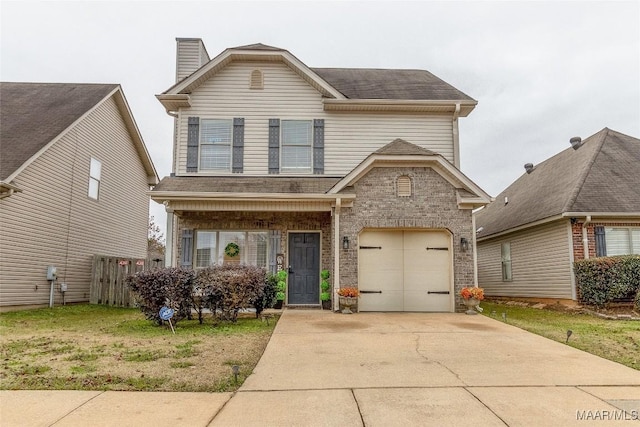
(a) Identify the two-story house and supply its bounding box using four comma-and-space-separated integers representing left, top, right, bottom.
151, 40, 490, 312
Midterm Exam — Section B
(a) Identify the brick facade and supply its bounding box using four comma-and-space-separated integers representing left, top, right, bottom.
176, 211, 332, 276
571, 220, 640, 261
337, 166, 475, 312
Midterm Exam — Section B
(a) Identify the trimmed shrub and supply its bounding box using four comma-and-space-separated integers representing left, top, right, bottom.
252, 272, 278, 317
635, 288, 640, 313
196, 264, 266, 322
127, 268, 195, 325
574, 256, 640, 307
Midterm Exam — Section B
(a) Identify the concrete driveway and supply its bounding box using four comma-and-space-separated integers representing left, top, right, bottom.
212, 310, 640, 426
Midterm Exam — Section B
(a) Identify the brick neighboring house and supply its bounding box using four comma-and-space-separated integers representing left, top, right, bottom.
476, 128, 640, 301
151, 39, 490, 312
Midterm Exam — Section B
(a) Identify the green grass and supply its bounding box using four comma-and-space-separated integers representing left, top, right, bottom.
0, 304, 278, 392
481, 301, 640, 370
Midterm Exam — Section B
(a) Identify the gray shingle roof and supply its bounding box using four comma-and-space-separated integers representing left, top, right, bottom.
152, 176, 342, 194
0, 82, 118, 181
476, 128, 640, 239
375, 138, 437, 156
311, 68, 475, 101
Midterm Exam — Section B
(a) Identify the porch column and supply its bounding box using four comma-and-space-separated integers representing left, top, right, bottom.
333, 198, 341, 311
165, 208, 175, 267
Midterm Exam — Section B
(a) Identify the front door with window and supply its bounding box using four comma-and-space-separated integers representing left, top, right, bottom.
288, 232, 320, 304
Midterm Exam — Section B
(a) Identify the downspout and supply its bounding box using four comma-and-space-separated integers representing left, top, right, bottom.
452, 103, 461, 169
333, 198, 341, 311
582, 215, 592, 259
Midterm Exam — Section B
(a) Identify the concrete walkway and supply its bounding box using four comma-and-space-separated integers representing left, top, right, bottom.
1, 310, 639, 426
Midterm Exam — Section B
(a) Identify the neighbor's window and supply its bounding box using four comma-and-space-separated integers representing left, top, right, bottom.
281, 120, 312, 173
501, 242, 512, 281
88, 158, 101, 200
605, 227, 640, 256
200, 119, 232, 171
194, 231, 268, 268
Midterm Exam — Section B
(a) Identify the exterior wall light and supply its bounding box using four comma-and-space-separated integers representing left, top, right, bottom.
342, 236, 349, 250
460, 237, 469, 252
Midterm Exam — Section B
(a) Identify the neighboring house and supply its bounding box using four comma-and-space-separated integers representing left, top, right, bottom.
0, 83, 158, 310
151, 39, 490, 312
476, 128, 640, 301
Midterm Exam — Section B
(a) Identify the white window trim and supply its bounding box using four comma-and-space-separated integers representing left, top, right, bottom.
501, 242, 512, 282
199, 118, 232, 172
88, 157, 101, 200
195, 230, 269, 269
280, 119, 313, 174
605, 226, 640, 255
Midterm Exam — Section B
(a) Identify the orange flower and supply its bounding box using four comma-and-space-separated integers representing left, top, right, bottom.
337, 287, 360, 298
460, 286, 484, 301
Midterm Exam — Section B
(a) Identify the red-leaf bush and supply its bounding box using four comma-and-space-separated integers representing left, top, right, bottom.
574, 256, 640, 307
196, 264, 267, 322
126, 268, 195, 325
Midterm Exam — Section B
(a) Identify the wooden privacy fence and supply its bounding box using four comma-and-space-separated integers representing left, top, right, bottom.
90, 255, 154, 307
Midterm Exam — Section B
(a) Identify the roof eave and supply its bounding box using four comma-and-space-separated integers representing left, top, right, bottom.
156, 94, 191, 113
323, 99, 476, 115
149, 191, 356, 201
476, 214, 565, 242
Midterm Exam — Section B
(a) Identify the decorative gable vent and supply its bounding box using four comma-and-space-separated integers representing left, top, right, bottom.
397, 175, 412, 197
250, 69, 264, 90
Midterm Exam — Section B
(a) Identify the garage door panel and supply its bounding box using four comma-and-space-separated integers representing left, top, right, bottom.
358, 230, 452, 312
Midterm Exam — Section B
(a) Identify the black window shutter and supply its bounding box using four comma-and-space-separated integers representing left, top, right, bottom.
268, 119, 280, 174
181, 229, 194, 268
313, 119, 324, 174
594, 226, 607, 257
187, 117, 200, 172
232, 118, 244, 173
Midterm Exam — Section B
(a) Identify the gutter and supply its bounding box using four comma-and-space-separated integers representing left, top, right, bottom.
582, 215, 592, 259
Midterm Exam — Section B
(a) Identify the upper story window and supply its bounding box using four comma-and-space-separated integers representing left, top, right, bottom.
200, 119, 232, 171
281, 120, 312, 173
88, 157, 101, 200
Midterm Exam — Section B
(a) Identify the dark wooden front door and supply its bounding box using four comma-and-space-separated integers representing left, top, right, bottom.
288, 232, 320, 304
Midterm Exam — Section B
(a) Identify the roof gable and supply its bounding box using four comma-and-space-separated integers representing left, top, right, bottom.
329, 138, 490, 208
0, 83, 117, 181
476, 128, 640, 239
0, 82, 158, 185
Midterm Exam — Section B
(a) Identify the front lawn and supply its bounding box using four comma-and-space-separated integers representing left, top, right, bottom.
480, 301, 640, 370
0, 304, 278, 392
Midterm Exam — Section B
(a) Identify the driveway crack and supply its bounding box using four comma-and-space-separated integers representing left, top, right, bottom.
414, 334, 467, 386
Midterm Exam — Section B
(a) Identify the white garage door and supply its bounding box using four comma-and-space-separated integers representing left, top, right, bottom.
358, 230, 452, 312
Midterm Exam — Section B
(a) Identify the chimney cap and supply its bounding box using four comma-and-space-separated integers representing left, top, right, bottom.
524, 163, 534, 174
570, 136, 582, 150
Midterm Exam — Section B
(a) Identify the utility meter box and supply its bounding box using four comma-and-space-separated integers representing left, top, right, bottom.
46, 266, 57, 281
60, 283, 68, 292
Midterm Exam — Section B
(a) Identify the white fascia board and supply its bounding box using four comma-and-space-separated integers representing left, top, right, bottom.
323, 99, 476, 115
149, 191, 356, 201
476, 214, 565, 242
156, 94, 191, 112
561, 212, 640, 218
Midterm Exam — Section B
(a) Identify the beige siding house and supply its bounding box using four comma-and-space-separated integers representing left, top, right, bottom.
152, 40, 490, 312
0, 83, 158, 310
476, 128, 640, 301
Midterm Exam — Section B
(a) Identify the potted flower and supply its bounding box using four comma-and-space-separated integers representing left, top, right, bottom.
459, 286, 484, 315
337, 287, 359, 314
320, 269, 331, 310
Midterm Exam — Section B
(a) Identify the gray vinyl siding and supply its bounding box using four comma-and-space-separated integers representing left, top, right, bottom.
176, 39, 209, 82
175, 62, 455, 175
477, 220, 573, 299
0, 96, 149, 308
